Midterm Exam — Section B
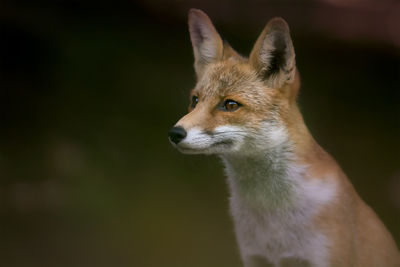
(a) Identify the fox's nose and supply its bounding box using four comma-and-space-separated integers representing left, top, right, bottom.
168, 126, 187, 144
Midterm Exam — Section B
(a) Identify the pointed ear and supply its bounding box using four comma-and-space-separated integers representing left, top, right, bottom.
188, 9, 223, 79
249, 18, 296, 89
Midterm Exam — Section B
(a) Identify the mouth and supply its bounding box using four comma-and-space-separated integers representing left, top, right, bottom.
169, 125, 245, 155
211, 139, 234, 147
178, 148, 203, 154
174, 144, 208, 154
172, 139, 235, 155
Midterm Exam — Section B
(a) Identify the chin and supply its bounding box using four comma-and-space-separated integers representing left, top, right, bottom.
176, 143, 237, 155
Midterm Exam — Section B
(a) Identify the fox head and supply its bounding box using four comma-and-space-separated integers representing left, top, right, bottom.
169, 9, 303, 157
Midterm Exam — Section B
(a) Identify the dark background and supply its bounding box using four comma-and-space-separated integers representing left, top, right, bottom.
0, 1, 399, 267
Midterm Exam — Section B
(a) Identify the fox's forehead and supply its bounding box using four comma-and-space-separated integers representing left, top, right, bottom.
192, 60, 270, 101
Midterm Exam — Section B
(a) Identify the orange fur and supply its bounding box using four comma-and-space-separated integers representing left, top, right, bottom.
170, 9, 400, 266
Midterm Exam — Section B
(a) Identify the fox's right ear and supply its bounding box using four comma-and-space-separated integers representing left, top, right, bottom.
188, 9, 223, 79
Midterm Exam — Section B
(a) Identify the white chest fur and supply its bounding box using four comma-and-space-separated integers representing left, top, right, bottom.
223, 156, 337, 267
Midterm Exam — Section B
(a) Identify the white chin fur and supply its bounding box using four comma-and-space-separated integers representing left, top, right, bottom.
174, 122, 289, 155
175, 126, 246, 155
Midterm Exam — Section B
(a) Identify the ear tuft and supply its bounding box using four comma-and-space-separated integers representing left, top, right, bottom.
188, 9, 223, 79
250, 17, 296, 88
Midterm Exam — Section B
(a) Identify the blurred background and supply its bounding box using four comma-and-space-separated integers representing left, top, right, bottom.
0, 1, 399, 266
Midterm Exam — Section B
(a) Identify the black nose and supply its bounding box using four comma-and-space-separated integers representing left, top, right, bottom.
168, 126, 187, 144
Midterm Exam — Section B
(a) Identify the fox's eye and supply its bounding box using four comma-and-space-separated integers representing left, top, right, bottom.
223, 99, 241, 111
191, 96, 199, 109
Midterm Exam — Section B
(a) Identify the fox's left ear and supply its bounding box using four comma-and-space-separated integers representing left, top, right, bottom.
188, 9, 224, 79
249, 18, 296, 89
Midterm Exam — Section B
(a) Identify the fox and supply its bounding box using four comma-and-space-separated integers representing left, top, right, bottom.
168, 8, 400, 267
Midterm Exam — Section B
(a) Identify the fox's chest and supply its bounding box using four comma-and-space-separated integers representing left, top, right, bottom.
225, 163, 336, 267
230, 198, 328, 266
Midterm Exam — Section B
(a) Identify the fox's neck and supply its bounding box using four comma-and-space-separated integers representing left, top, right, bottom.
222, 143, 305, 211
221, 111, 317, 211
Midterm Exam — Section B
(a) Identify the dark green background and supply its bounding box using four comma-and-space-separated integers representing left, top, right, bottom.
1, 1, 399, 266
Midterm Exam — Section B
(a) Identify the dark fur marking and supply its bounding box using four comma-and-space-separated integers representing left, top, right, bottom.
204, 130, 214, 136
212, 140, 234, 147
284, 67, 293, 74
263, 34, 288, 79
264, 49, 283, 78
205, 130, 235, 147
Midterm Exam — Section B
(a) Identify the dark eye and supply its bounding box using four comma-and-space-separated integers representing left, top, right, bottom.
191, 95, 199, 109
223, 99, 241, 111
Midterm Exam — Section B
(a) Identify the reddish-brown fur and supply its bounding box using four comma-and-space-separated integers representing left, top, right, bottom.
172, 9, 400, 266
